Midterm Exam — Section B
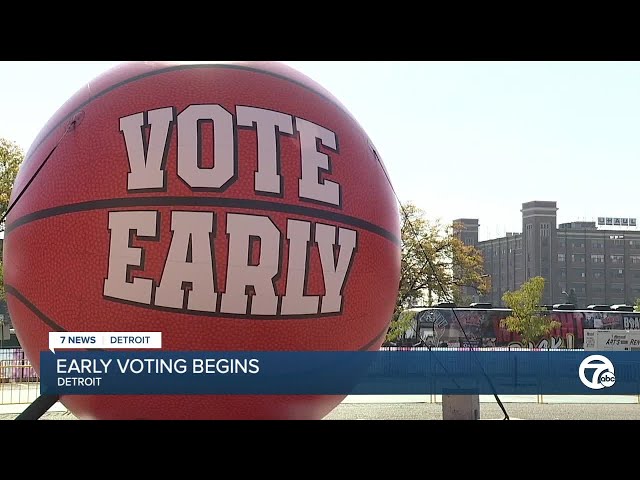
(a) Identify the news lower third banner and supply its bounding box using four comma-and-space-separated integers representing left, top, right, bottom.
39, 350, 640, 395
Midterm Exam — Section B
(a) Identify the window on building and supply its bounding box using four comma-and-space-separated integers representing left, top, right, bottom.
592, 285, 604, 294
572, 241, 585, 249
593, 270, 604, 280
571, 254, 585, 263
610, 255, 624, 264
558, 238, 565, 249
540, 223, 550, 237
613, 239, 625, 247
631, 255, 640, 264
591, 254, 604, 263
610, 269, 624, 279
559, 270, 566, 278
558, 253, 565, 262
591, 240, 604, 249
610, 284, 624, 294
573, 285, 585, 294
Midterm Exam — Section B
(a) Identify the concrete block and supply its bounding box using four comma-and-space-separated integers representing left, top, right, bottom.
442, 390, 480, 420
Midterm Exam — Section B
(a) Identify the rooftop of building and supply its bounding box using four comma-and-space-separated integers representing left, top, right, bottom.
559, 221, 598, 230
458, 200, 639, 242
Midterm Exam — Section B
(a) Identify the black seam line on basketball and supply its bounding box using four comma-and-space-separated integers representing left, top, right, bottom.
6, 281, 386, 353
23, 63, 359, 166
104, 294, 346, 320
5, 285, 66, 332
4, 196, 401, 246
358, 324, 389, 351
6, 265, 388, 355
5, 284, 108, 353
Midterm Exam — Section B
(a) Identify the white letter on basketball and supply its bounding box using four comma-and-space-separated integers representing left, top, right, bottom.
120, 107, 175, 190
154, 212, 217, 312
295, 118, 340, 206
177, 104, 235, 189
220, 214, 280, 315
103, 211, 158, 304
236, 106, 294, 195
281, 220, 319, 315
315, 224, 357, 313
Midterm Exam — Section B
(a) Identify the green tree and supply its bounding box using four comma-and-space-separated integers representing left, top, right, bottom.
386, 308, 420, 344
500, 276, 561, 347
0, 138, 24, 228
634, 298, 640, 313
386, 202, 489, 343
0, 138, 25, 302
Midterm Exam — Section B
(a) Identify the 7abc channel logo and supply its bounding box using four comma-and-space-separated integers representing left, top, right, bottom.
578, 355, 616, 390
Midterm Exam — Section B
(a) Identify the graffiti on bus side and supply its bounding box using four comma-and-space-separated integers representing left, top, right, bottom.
402, 309, 640, 349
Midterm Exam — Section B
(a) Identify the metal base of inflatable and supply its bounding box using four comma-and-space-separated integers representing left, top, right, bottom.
14, 394, 60, 420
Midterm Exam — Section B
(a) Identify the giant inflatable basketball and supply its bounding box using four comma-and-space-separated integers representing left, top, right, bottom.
3, 61, 401, 420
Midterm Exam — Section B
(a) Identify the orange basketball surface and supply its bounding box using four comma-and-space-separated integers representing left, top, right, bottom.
3, 61, 401, 419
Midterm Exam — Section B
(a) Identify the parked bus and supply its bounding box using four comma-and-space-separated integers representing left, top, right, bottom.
385, 303, 640, 349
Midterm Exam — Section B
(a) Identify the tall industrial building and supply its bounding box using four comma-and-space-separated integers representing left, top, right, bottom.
455, 201, 640, 308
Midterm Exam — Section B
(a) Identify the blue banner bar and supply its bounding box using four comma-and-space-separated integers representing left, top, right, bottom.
39, 350, 640, 395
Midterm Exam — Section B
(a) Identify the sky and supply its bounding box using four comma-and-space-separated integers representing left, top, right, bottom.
1, 60, 639, 241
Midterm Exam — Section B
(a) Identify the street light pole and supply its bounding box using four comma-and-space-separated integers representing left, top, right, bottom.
480, 274, 490, 304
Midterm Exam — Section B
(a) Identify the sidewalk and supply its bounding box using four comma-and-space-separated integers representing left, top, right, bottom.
2, 394, 640, 420
325, 401, 640, 420
0, 401, 68, 416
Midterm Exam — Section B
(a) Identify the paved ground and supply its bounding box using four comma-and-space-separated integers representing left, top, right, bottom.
2, 397, 640, 420
3, 384, 640, 420
324, 401, 640, 420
